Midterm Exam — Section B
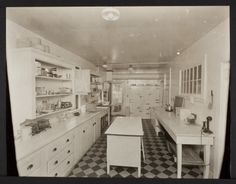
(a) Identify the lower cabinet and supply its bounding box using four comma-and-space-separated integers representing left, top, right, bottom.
94, 116, 101, 142
74, 119, 94, 163
48, 154, 74, 177
17, 112, 104, 177
17, 149, 43, 176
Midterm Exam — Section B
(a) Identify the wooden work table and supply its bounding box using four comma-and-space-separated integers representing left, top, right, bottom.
152, 107, 214, 178
105, 117, 144, 177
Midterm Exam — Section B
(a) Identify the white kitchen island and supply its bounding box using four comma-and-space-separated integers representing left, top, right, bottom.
105, 117, 144, 177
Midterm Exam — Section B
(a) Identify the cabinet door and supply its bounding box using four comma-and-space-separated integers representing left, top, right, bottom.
75, 69, 90, 94
85, 120, 94, 151
74, 125, 86, 162
95, 117, 101, 140
82, 70, 90, 93
93, 116, 101, 142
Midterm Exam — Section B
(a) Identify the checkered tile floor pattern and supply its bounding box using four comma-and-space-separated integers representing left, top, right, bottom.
68, 119, 203, 178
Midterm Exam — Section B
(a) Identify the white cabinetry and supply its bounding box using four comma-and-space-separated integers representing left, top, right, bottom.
74, 119, 94, 162
17, 113, 104, 177
7, 48, 74, 133
17, 149, 44, 176
75, 69, 90, 94
92, 116, 101, 142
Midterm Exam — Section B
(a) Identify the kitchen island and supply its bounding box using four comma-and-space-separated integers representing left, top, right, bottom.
105, 117, 143, 177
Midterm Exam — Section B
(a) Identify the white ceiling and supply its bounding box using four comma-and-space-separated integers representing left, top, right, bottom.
7, 6, 229, 70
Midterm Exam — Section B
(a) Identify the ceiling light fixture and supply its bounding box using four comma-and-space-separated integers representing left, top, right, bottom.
177, 51, 180, 55
101, 7, 120, 21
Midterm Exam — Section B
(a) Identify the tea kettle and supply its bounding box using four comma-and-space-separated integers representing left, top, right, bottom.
165, 104, 173, 112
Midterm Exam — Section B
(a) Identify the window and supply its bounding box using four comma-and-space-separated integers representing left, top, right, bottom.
180, 64, 202, 95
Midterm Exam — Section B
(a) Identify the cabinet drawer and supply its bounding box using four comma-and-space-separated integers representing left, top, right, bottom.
48, 143, 74, 173
47, 131, 74, 159
48, 154, 74, 177
17, 150, 41, 176
61, 132, 74, 147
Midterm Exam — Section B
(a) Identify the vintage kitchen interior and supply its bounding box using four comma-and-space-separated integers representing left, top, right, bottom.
6, 6, 230, 179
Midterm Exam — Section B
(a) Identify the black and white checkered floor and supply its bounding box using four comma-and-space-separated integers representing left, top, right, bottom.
68, 119, 203, 178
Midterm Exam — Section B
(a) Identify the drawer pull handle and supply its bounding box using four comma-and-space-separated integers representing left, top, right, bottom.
66, 139, 70, 142
55, 173, 58, 176
27, 164, 33, 170
54, 160, 58, 165
53, 147, 57, 152
67, 150, 71, 154
67, 161, 70, 165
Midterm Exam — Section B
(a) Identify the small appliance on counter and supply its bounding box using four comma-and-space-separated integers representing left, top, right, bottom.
61, 101, 72, 109
165, 104, 173, 112
186, 113, 197, 124
31, 119, 51, 136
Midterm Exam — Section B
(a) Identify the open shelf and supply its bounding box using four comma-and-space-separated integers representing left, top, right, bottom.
36, 75, 72, 81
36, 108, 72, 119
168, 141, 205, 166
36, 94, 72, 98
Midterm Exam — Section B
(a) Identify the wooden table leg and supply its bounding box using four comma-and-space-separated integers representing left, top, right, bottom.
203, 145, 210, 178
177, 144, 182, 179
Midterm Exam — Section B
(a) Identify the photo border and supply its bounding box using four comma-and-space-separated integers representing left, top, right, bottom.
0, 0, 235, 183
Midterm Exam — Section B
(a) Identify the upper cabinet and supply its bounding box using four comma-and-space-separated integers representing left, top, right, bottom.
179, 56, 207, 103
74, 68, 90, 94
7, 48, 74, 130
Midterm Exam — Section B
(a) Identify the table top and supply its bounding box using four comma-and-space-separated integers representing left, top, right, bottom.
105, 117, 143, 136
153, 107, 214, 138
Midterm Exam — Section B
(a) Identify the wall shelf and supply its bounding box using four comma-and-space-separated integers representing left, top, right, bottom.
168, 140, 205, 166
36, 94, 72, 98
36, 108, 72, 119
36, 75, 72, 81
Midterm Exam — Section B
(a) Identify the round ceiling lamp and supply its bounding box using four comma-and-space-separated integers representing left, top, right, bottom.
101, 7, 120, 21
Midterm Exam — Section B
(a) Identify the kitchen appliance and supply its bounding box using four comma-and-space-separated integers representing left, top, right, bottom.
165, 104, 173, 112
186, 113, 197, 124
102, 81, 111, 105
173, 96, 184, 112
31, 119, 51, 136
61, 101, 72, 109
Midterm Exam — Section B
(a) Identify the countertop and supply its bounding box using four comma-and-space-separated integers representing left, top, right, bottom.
105, 117, 143, 136
15, 107, 109, 161
152, 107, 214, 138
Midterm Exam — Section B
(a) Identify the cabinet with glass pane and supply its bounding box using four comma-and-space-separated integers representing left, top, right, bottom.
180, 60, 206, 100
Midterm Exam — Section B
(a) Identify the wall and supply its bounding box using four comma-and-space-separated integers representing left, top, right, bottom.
170, 18, 230, 178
